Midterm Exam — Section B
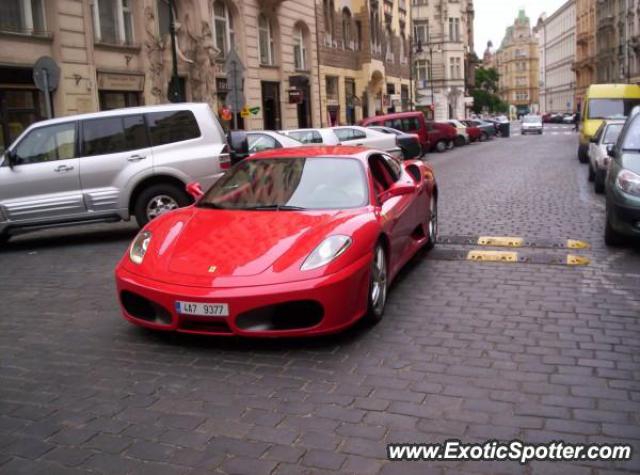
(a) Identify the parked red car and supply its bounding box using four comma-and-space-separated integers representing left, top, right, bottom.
359, 111, 456, 153
464, 124, 482, 142
115, 145, 438, 337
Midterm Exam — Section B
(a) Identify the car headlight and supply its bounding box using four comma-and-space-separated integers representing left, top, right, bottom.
615, 169, 640, 197
129, 231, 152, 264
301, 235, 352, 271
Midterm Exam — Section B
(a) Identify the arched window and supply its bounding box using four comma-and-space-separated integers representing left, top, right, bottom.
342, 8, 351, 49
213, 1, 234, 57
293, 25, 307, 70
258, 14, 276, 65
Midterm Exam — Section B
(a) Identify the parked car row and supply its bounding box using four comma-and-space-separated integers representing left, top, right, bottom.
577, 84, 640, 246
543, 112, 576, 124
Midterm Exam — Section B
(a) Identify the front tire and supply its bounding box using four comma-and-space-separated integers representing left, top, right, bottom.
365, 243, 388, 323
425, 194, 437, 251
134, 183, 191, 227
588, 164, 595, 182
578, 144, 589, 163
594, 170, 606, 194
604, 215, 625, 246
435, 140, 447, 153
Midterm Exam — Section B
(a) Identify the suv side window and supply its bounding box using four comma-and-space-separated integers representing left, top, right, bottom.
146, 110, 200, 146
82, 115, 149, 157
14, 122, 76, 165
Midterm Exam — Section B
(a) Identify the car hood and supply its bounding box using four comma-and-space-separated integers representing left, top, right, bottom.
122, 206, 377, 287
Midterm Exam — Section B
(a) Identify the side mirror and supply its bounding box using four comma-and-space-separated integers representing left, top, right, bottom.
227, 130, 249, 165
606, 144, 616, 158
381, 183, 416, 202
3, 150, 16, 169
589, 136, 598, 143
186, 181, 204, 200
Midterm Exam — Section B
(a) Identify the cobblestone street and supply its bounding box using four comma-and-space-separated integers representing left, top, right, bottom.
1, 127, 639, 474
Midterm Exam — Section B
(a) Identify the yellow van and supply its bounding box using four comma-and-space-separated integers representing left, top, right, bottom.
578, 84, 640, 163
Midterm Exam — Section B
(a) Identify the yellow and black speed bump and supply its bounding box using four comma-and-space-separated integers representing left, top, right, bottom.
438, 235, 590, 250
427, 249, 591, 266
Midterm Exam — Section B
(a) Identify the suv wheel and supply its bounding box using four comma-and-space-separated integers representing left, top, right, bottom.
435, 140, 447, 153
134, 183, 191, 227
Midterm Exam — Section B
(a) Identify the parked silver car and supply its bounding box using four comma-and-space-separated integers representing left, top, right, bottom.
0, 103, 228, 242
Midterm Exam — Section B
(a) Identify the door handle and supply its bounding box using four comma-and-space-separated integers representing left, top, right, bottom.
54, 165, 74, 172
128, 154, 147, 162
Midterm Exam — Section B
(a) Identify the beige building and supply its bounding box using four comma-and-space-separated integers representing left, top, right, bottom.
536, 0, 576, 114
0, 0, 322, 151
496, 9, 539, 116
317, 0, 412, 126
412, 0, 475, 120
574, 0, 596, 109
596, 0, 640, 84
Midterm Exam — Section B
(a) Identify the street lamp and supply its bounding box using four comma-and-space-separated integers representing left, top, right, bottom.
167, 0, 185, 102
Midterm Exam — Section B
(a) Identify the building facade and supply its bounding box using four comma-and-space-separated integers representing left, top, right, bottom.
596, 0, 640, 84
496, 9, 539, 116
317, 0, 412, 126
533, 14, 546, 113
536, 0, 576, 114
574, 0, 595, 109
0, 0, 323, 152
412, 0, 475, 121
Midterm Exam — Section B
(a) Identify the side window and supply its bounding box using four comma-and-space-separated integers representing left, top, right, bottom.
310, 131, 323, 143
368, 154, 400, 195
14, 122, 76, 165
82, 117, 127, 156
123, 115, 149, 151
146, 110, 200, 147
248, 134, 279, 153
402, 118, 418, 132
382, 154, 402, 182
289, 130, 322, 144
334, 128, 354, 141
352, 128, 367, 139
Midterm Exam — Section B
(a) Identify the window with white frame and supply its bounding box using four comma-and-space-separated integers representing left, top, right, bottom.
293, 25, 307, 70
449, 57, 461, 79
342, 8, 351, 49
258, 14, 276, 65
414, 21, 428, 45
213, 0, 234, 58
448, 17, 460, 42
91, 0, 134, 45
1, 0, 46, 34
416, 60, 428, 82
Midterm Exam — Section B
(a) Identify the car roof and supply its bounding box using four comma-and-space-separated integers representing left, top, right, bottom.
587, 84, 640, 99
20, 102, 211, 127
249, 145, 370, 160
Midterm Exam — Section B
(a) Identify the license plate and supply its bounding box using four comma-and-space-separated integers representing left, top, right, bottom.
175, 301, 229, 317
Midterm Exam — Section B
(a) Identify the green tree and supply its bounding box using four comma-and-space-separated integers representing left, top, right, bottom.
471, 66, 507, 114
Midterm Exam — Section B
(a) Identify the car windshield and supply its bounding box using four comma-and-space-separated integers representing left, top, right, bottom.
588, 99, 640, 119
621, 116, 640, 150
523, 116, 541, 123
603, 124, 623, 145
198, 157, 368, 210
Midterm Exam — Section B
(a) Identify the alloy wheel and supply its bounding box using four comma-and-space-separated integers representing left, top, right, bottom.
146, 195, 179, 220
370, 246, 388, 315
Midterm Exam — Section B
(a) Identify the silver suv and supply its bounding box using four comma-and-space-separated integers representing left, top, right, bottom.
0, 103, 228, 242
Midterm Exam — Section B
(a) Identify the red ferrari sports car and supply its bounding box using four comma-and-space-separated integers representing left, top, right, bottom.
115, 146, 438, 337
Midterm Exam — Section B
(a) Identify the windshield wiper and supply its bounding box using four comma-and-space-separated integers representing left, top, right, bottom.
244, 204, 307, 211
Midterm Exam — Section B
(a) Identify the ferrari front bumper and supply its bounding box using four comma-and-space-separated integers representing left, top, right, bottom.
115, 253, 372, 337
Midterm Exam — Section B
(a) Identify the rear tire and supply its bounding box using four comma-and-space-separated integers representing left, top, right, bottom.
365, 243, 388, 323
454, 136, 465, 147
134, 183, 191, 227
435, 140, 447, 153
604, 214, 625, 246
588, 165, 595, 182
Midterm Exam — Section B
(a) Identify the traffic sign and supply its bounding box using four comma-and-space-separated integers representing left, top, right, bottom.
224, 48, 245, 128
33, 56, 60, 119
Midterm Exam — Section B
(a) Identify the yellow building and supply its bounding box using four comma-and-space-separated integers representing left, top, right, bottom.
317, 0, 412, 125
496, 9, 540, 116
574, 0, 596, 109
